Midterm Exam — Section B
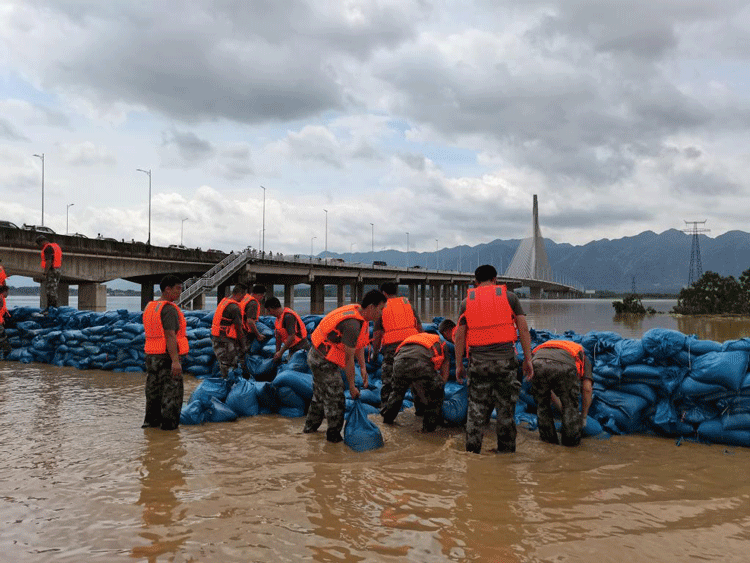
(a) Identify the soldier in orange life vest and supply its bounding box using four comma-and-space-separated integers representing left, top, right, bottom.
381, 319, 456, 432
530, 339, 593, 447
36, 235, 62, 310
142, 274, 189, 430
0, 258, 7, 286
239, 284, 268, 378
371, 281, 422, 406
303, 289, 387, 443
0, 285, 11, 357
264, 297, 309, 363
454, 264, 534, 454
211, 283, 248, 378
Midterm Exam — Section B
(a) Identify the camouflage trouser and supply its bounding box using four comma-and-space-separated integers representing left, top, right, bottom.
379, 345, 397, 406
212, 337, 240, 378
531, 358, 582, 447
381, 355, 444, 432
304, 348, 346, 442
143, 355, 184, 431
466, 357, 521, 454
0, 325, 10, 356
45, 268, 61, 308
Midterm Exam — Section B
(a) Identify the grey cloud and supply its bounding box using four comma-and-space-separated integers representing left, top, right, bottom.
0, 118, 29, 141
543, 206, 654, 229
671, 169, 740, 196
161, 129, 214, 165
218, 146, 253, 181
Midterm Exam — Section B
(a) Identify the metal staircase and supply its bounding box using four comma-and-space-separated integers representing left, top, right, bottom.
177, 248, 253, 308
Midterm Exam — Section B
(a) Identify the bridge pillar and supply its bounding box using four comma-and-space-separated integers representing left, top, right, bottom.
284, 284, 295, 308
78, 282, 107, 312
217, 281, 230, 306
39, 280, 69, 308
336, 283, 345, 307
191, 293, 206, 310
530, 286, 542, 299
310, 282, 325, 315
419, 282, 426, 317
408, 283, 417, 304
141, 282, 154, 311
354, 281, 364, 304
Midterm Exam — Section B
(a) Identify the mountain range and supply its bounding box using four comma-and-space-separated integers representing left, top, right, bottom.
325, 229, 750, 294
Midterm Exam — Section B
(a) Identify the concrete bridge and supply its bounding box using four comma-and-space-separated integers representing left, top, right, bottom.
0, 194, 583, 313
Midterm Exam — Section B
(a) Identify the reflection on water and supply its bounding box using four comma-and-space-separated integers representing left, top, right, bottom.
3, 300, 750, 561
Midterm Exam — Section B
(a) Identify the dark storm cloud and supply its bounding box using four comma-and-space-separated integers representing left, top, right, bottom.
161, 129, 214, 165
671, 169, 741, 196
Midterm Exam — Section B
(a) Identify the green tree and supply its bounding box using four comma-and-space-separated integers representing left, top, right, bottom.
673, 271, 748, 315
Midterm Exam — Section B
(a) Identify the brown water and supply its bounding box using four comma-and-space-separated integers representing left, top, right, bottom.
2, 300, 750, 562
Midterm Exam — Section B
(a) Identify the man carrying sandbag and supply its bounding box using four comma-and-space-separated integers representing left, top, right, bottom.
454, 264, 533, 454
530, 340, 593, 447
211, 283, 248, 378
264, 297, 309, 362
371, 281, 422, 406
303, 289, 387, 443
381, 319, 456, 432
142, 274, 189, 430
240, 284, 268, 377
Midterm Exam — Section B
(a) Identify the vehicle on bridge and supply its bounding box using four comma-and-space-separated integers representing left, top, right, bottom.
373, 260, 387, 266
23, 224, 56, 235
0, 220, 19, 229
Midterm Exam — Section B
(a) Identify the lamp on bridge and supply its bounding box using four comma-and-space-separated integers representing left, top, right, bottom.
136, 168, 152, 245
33, 153, 44, 226
181, 217, 189, 246
66, 203, 74, 235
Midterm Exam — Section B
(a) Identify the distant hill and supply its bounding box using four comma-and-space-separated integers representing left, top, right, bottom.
323, 229, 750, 293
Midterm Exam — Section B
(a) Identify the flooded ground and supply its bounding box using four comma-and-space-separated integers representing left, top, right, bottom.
2, 299, 750, 561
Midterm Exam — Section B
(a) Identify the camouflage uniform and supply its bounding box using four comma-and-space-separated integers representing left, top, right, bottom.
212, 337, 241, 378
303, 348, 346, 442
0, 326, 10, 357
381, 349, 444, 432
465, 357, 521, 453
531, 358, 582, 447
45, 268, 61, 308
143, 355, 184, 431
379, 343, 398, 405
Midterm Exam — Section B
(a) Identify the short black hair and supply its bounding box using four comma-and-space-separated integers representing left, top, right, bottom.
159, 274, 182, 292
474, 264, 497, 283
252, 284, 266, 294
264, 296, 281, 309
379, 281, 398, 295
35, 235, 48, 245
438, 318, 455, 334
232, 282, 247, 295
361, 288, 387, 309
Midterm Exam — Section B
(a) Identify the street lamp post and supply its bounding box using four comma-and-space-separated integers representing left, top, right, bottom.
406, 232, 409, 269
33, 153, 45, 226
136, 168, 152, 244
66, 203, 74, 235
350, 242, 355, 255
311, 236, 317, 260
181, 217, 189, 246
370, 223, 374, 253
324, 209, 328, 254
260, 185, 266, 253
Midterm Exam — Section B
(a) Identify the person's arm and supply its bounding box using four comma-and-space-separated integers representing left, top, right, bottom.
344, 345, 360, 400
356, 347, 368, 388
516, 315, 534, 381
43, 247, 54, 274
454, 324, 467, 383
232, 311, 246, 352
440, 356, 450, 384
274, 333, 297, 362
581, 379, 593, 423
371, 329, 384, 356
164, 329, 183, 378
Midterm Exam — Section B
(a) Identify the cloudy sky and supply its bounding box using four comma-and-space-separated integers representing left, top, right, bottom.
2, 0, 750, 259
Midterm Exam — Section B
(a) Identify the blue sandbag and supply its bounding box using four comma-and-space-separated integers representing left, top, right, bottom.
651, 399, 695, 437
614, 338, 645, 366
358, 387, 381, 406
684, 336, 722, 355
205, 397, 238, 423
592, 391, 650, 433
186, 365, 211, 376
255, 381, 280, 414
344, 399, 384, 452
180, 401, 207, 425
697, 418, 750, 447
189, 377, 230, 406
273, 370, 313, 401
345, 399, 380, 416
281, 349, 311, 373
225, 378, 260, 417
582, 416, 604, 437
690, 351, 749, 391
641, 328, 686, 361
722, 338, 750, 352
248, 356, 278, 380
612, 382, 658, 404
277, 387, 307, 417
442, 384, 468, 425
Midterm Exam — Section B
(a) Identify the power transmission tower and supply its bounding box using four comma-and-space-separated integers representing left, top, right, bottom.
683, 220, 710, 286
631, 276, 636, 295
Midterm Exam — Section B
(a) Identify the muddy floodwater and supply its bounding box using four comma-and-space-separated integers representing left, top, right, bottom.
2, 299, 750, 562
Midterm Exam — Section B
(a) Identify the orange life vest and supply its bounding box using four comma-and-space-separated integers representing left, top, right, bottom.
241, 294, 261, 320
143, 300, 189, 355
381, 297, 419, 345
40, 243, 62, 270
396, 332, 446, 371
311, 304, 370, 368
0, 294, 7, 325
463, 284, 517, 347
532, 340, 586, 379
0, 266, 7, 286
275, 308, 308, 348
211, 297, 242, 340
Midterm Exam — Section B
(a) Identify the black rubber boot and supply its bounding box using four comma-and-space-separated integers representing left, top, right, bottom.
326, 428, 343, 443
